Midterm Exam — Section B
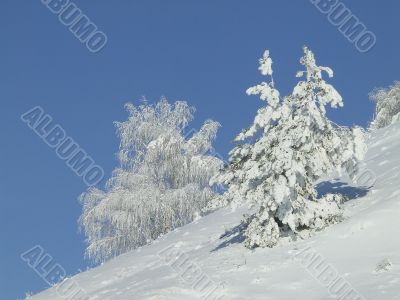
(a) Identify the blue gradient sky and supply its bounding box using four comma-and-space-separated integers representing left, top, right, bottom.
1, 1, 399, 299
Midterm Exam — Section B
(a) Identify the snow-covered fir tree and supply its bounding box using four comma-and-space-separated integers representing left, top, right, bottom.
370, 81, 400, 129
213, 47, 366, 248
79, 98, 223, 263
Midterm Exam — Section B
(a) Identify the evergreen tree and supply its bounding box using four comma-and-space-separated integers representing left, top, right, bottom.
213, 47, 366, 248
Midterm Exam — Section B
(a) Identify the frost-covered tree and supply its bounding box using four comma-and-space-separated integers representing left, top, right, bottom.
370, 81, 400, 129
80, 98, 223, 263
213, 47, 366, 248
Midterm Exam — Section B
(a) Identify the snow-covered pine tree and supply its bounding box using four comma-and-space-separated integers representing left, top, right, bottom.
79, 98, 223, 263
370, 81, 400, 129
213, 47, 366, 248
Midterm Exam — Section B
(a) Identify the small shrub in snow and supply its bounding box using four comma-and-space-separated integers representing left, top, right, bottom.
213, 47, 366, 248
370, 81, 400, 129
79, 98, 223, 263
375, 258, 392, 273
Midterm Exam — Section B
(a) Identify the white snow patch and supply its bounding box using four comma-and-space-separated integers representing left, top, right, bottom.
30, 123, 400, 300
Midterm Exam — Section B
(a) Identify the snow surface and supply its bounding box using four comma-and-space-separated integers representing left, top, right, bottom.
30, 122, 400, 300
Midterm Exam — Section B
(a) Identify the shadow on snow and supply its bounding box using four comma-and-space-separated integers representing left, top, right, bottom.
316, 180, 371, 201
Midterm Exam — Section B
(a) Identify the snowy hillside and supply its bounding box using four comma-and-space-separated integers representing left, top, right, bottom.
30, 122, 400, 300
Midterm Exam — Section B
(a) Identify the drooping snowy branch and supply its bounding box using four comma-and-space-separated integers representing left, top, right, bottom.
370, 81, 400, 129
80, 98, 222, 263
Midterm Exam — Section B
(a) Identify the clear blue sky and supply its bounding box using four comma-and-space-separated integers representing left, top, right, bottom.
1, 1, 399, 299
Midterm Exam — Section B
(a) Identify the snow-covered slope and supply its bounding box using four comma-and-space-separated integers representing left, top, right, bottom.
30, 123, 400, 300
